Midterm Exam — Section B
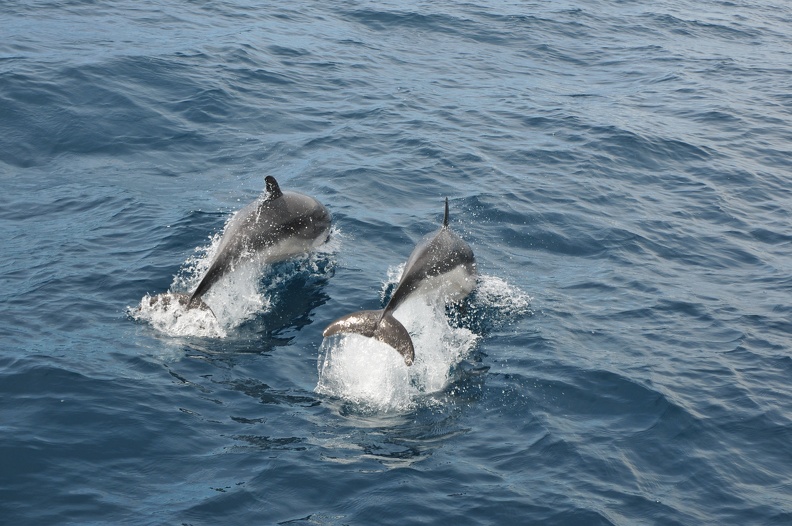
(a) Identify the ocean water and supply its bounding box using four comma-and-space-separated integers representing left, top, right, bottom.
2, 0, 792, 524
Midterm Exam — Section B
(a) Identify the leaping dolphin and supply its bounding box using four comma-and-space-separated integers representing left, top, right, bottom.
323, 199, 476, 365
150, 176, 331, 311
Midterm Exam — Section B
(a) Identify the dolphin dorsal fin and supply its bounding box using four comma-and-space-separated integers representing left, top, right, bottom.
265, 176, 283, 201
443, 197, 449, 228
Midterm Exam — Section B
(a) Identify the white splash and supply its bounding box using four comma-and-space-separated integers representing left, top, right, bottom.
133, 292, 228, 338
380, 262, 406, 303
316, 267, 531, 412
129, 226, 340, 338
316, 297, 479, 412
474, 274, 533, 316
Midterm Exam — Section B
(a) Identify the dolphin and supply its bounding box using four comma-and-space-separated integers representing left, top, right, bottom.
323, 199, 476, 365
151, 176, 331, 311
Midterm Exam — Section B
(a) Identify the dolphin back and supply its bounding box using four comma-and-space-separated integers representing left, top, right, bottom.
187, 178, 331, 306
323, 309, 415, 366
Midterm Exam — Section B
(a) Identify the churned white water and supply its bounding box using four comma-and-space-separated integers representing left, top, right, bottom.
316, 267, 531, 411
129, 225, 341, 337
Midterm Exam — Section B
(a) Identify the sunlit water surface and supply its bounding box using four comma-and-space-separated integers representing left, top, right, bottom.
2, 1, 792, 524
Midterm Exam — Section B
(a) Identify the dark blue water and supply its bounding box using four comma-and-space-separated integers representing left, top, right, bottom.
3, 0, 792, 524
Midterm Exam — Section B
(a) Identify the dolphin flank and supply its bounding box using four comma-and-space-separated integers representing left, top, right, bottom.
146, 176, 331, 313
187, 176, 331, 307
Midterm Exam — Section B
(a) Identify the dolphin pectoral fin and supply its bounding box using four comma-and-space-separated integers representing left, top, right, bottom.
323, 309, 415, 366
375, 312, 415, 366
323, 310, 381, 339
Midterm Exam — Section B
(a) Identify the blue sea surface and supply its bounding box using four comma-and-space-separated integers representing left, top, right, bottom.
2, 0, 792, 524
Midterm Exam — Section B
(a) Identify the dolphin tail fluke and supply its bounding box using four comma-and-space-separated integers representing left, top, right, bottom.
323, 309, 381, 339
187, 296, 215, 316
377, 311, 415, 366
323, 309, 415, 366
188, 290, 207, 309
149, 292, 216, 318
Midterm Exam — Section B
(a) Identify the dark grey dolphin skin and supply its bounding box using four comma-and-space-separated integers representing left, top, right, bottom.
323, 199, 476, 365
171, 176, 330, 309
